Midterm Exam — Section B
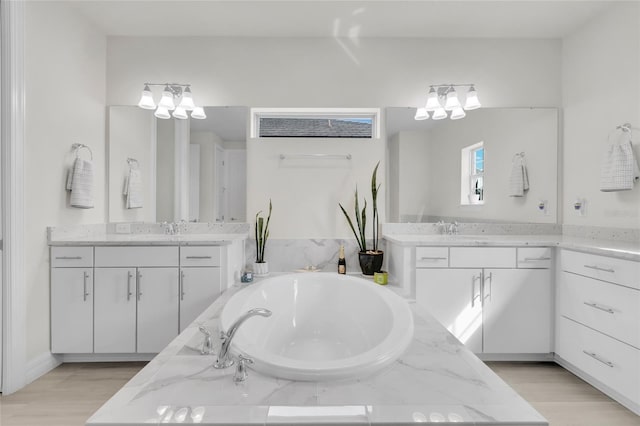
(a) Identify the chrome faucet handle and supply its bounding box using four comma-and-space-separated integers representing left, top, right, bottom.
233, 354, 254, 383
198, 326, 212, 355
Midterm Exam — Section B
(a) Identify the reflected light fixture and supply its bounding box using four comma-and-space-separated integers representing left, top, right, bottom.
137, 83, 206, 119
416, 84, 481, 120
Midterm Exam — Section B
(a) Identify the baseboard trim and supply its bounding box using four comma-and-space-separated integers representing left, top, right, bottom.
59, 353, 156, 363
26, 352, 61, 385
479, 353, 555, 362
555, 354, 640, 416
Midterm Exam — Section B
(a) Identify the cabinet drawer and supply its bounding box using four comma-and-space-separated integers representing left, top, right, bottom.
95, 246, 179, 267
517, 247, 552, 269
180, 246, 221, 267
416, 247, 448, 268
449, 247, 516, 268
556, 316, 640, 404
558, 271, 640, 349
561, 250, 640, 290
51, 246, 93, 267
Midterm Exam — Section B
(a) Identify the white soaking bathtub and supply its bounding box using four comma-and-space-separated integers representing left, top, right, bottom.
219, 273, 415, 381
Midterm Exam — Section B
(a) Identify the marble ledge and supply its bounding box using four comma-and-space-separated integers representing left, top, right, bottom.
47, 222, 250, 246
87, 277, 547, 426
383, 234, 640, 262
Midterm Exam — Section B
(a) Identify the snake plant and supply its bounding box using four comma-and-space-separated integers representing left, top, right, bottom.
255, 199, 272, 263
339, 162, 381, 253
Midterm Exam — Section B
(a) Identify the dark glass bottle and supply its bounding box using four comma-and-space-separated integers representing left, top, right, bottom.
338, 245, 346, 274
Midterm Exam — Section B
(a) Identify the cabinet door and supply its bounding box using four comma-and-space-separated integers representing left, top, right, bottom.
416, 268, 483, 353
94, 268, 137, 353
179, 267, 222, 332
51, 268, 93, 353
137, 267, 179, 353
483, 268, 551, 354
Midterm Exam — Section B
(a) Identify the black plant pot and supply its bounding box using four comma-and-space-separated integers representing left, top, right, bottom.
358, 251, 384, 276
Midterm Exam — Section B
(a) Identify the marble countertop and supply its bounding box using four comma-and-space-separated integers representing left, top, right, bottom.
87, 277, 547, 426
48, 232, 248, 246
383, 234, 640, 261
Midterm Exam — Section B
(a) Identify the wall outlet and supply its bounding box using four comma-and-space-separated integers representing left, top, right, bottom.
573, 198, 587, 216
537, 200, 548, 215
115, 223, 131, 234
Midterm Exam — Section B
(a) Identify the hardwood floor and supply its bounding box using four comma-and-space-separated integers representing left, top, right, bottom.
0, 362, 637, 425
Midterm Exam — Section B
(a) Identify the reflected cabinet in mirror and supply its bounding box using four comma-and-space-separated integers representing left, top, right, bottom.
386, 107, 559, 224
107, 106, 248, 223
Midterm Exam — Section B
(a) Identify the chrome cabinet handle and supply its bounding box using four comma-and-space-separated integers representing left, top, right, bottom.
583, 350, 615, 368
186, 256, 213, 260
420, 256, 447, 261
137, 271, 143, 301
471, 274, 481, 307
523, 257, 551, 261
482, 272, 492, 305
127, 271, 133, 301
56, 256, 82, 260
584, 264, 615, 273
83, 271, 90, 301
583, 301, 615, 314
180, 271, 186, 301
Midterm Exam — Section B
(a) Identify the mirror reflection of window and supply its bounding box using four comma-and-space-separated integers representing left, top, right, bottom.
461, 142, 484, 205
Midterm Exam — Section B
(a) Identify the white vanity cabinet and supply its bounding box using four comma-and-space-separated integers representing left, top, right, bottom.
50, 247, 95, 353
94, 246, 180, 354
416, 246, 552, 356
556, 249, 640, 413
178, 246, 223, 332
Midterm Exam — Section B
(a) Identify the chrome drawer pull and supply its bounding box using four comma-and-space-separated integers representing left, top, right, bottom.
582, 350, 615, 368
137, 271, 143, 301
186, 256, 213, 259
583, 301, 615, 314
127, 271, 133, 301
523, 257, 551, 261
420, 257, 447, 261
584, 264, 615, 273
180, 271, 186, 301
471, 274, 481, 307
56, 256, 82, 260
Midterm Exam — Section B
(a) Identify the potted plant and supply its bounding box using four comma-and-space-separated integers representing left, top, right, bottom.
339, 162, 383, 275
254, 199, 272, 276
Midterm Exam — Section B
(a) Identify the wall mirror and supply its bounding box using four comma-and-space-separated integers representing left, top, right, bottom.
107, 106, 248, 223
386, 107, 559, 224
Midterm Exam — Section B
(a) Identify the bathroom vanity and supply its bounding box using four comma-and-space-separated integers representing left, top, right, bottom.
383, 229, 640, 415
48, 223, 247, 359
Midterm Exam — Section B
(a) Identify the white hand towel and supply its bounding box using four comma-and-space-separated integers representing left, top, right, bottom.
125, 168, 143, 209
509, 155, 529, 197
600, 140, 640, 192
69, 158, 94, 209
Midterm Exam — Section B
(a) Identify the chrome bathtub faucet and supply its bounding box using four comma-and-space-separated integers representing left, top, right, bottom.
198, 326, 212, 355
233, 354, 254, 383
214, 308, 272, 369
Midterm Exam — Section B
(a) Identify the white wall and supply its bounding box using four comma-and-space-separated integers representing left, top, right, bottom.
562, 2, 640, 228
425, 108, 558, 223
108, 107, 155, 222
107, 37, 561, 108
25, 2, 107, 361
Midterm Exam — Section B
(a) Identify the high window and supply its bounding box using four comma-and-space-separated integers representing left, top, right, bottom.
251, 108, 379, 139
461, 142, 484, 205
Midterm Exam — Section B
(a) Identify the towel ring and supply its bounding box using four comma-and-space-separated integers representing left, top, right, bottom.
127, 158, 139, 168
71, 143, 93, 160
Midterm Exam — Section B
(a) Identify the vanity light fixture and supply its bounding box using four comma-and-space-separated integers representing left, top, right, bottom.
137, 83, 206, 120
415, 84, 481, 120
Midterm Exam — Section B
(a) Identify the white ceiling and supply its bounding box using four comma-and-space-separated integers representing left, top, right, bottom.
68, 0, 615, 39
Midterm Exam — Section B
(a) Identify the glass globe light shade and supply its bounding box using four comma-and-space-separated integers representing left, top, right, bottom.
424, 87, 441, 112
432, 107, 447, 120
172, 106, 188, 120
158, 85, 176, 110
464, 86, 481, 110
450, 106, 466, 120
137, 85, 156, 110
444, 87, 461, 111
414, 107, 429, 120
191, 106, 207, 120
177, 87, 196, 111
154, 106, 171, 120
